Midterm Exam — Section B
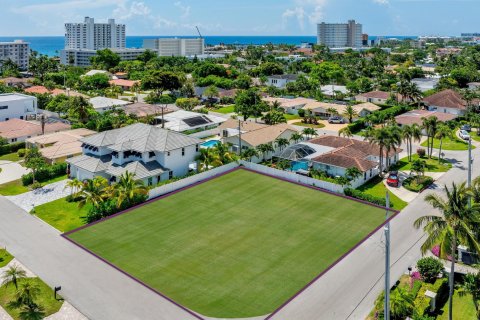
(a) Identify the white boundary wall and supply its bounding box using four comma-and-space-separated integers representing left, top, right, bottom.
148, 161, 346, 200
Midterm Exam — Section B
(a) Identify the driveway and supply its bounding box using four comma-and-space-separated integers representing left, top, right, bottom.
6, 180, 70, 212
0, 161, 29, 184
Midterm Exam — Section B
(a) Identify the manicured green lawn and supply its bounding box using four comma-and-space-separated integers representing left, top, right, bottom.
356, 176, 408, 210
0, 175, 67, 196
393, 154, 452, 172
0, 249, 13, 268
471, 129, 480, 142
292, 121, 326, 129
438, 290, 477, 320
421, 137, 475, 151
215, 105, 235, 114
34, 197, 90, 232
284, 113, 301, 121
0, 153, 22, 162
0, 278, 63, 320
68, 169, 387, 318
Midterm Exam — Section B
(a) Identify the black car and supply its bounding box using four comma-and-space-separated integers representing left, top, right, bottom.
461, 124, 472, 132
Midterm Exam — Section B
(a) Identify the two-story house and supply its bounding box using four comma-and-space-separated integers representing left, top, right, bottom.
0, 93, 37, 122
66, 123, 202, 186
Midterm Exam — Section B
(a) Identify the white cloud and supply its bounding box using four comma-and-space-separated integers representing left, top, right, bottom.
113, 1, 151, 21
11, 0, 121, 14
174, 1, 191, 19
372, 0, 389, 4
282, 0, 328, 30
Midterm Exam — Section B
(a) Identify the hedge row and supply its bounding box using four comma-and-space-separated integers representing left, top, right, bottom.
0, 142, 26, 156
22, 162, 67, 186
344, 188, 388, 207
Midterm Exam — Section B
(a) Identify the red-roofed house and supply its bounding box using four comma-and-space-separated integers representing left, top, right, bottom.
109, 79, 140, 90
0, 118, 71, 143
422, 89, 471, 116
24, 86, 86, 98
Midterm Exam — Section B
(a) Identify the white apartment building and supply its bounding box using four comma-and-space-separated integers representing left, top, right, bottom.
317, 20, 363, 48
60, 48, 146, 67
0, 93, 37, 122
143, 38, 205, 57
65, 17, 125, 50
0, 40, 30, 70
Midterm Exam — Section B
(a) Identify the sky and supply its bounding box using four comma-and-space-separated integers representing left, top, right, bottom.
0, 0, 478, 37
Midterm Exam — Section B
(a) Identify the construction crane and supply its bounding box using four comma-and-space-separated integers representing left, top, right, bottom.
195, 26, 203, 39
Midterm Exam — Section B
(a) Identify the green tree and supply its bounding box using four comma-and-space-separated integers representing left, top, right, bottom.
345, 167, 362, 182
204, 85, 219, 100
234, 89, 263, 121
275, 137, 290, 151
342, 104, 359, 124
68, 96, 95, 123
390, 287, 415, 320
113, 171, 149, 209
414, 182, 480, 320
1, 265, 27, 289
302, 127, 318, 140
422, 116, 439, 159
213, 143, 236, 165
9, 281, 41, 310
77, 176, 110, 209
142, 70, 183, 95
79, 73, 110, 91
310, 61, 345, 85
65, 178, 83, 198
90, 49, 121, 70
18, 303, 45, 320
458, 272, 480, 319
24, 148, 45, 184
241, 148, 259, 162
262, 110, 287, 125
411, 159, 426, 183
290, 132, 304, 144
196, 148, 222, 172
338, 127, 353, 138
175, 98, 200, 111
416, 257, 444, 283
435, 124, 453, 162
256, 143, 275, 162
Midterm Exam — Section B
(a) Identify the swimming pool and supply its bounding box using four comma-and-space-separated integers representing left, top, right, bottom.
291, 161, 309, 172
201, 140, 221, 148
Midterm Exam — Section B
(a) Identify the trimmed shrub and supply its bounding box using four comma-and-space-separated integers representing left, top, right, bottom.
417, 257, 443, 283
403, 176, 434, 192
86, 193, 148, 223
17, 148, 26, 157
344, 188, 388, 207
0, 142, 26, 156
347, 119, 366, 134
417, 148, 426, 157
21, 162, 67, 186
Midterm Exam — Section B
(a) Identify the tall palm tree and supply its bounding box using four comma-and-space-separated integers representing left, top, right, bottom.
113, 171, 149, 209
414, 182, 480, 320
1, 265, 27, 289
471, 176, 480, 204
275, 137, 289, 151
196, 148, 222, 172
77, 176, 110, 209
401, 125, 413, 161
290, 132, 303, 144
422, 116, 439, 159
384, 126, 402, 170
241, 148, 259, 162
64, 178, 83, 197
366, 126, 400, 175
411, 123, 423, 158
214, 143, 236, 165
256, 143, 275, 162
342, 104, 359, 124
19, 303, 45, 320
302, 128, 318, 140
408, 82, 423, 107
338, 127, 353, 138
435, 124, 453, 163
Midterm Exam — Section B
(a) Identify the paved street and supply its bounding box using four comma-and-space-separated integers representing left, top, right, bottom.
0, 198, 201, 320
270, 143, 480, 319
0, 161, 29, 184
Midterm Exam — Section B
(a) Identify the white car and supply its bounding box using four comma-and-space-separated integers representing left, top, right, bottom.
459, 130, 471, 141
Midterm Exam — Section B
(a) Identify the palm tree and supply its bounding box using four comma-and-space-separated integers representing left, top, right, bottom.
366, 126, 401, 174
390, 287, 415, 320
342, 104, 358, 124
411, 123, 423, 158
411, 159, 426, 183
414, 182, 480, 320
422, 116, 439, 159
19, 303, 45, 320
458, 272, 480, 319
77, 176, 109, 209
241, 148, 259, 162
338, 127, 353, 138
256, 143, 275, 162
113, 171, 149, 209
302, 128, 318, 140
1, 265, 26, 289
326, 107, 339, 117
345, 167, 362, 182
65, 178, 83, 197
68, 96, 94, 124
196, 148, 222, 172
275, 137, 289, 151
290, 132, 303, 144
401, 125, 413, 162
214, 143, 236, 165
11, 281, 41, 309
471, 176, 480, 204
435, 124, 453, 163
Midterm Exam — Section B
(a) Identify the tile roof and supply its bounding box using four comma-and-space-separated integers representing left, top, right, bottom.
66, 154, 111, 173
268, 74, 299, 80
108, 79, 139, 88
81, 123, 202, 152
218, 118, 268, 132
395, 110, 458, 126
313, 152, 378, 172
422, 89, 467, 110
0, 119, 71, 139
106, 161, 166, 180
239, 123, 298, 147
89, 97, 131, 109
23, 86, 86, 97
123, 103, 173, 118
357, 91, 391, 100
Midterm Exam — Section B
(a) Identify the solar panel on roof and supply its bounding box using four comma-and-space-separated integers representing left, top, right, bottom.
183, 116, 212, 128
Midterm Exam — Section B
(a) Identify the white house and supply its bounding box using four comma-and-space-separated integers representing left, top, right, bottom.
422, 89, 471, 116
262, 97, 312, 115
320, 85, 348, 98
0, 93, 37, 122
89, 97, 131, 113
66, 123, 202, 186
267, 74, 299, 89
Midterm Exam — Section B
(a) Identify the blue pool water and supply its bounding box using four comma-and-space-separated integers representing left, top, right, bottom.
201, 140, 221, 148
291, 161, 309, 172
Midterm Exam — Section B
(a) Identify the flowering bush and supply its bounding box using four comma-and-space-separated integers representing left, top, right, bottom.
410, 271, 421, 289
431, 245, 440, 257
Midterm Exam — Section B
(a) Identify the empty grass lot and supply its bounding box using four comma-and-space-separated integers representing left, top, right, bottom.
34, 197, 90, 232
68, 169, 388, 318
421, 137, 475, 151
393, 154, 452, 172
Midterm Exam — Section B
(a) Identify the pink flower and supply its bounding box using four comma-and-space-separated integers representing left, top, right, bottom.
431, 245, 440, 257
410, 271, 421, 288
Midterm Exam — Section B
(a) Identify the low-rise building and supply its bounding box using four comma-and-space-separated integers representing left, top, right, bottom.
355, 91, 399, 105
422, 89, 471, 116
66, 123, 202, 185
0, 77, 32, 89
123, 103, 173, 119
320, 85, 348, 98
0, 40, 30, 70
267, 74, 299, 89
0, 118, 71, 143
411, 78, 439, 92
109, 79, 140, 90
26, 128, 96, 164
89, 97, 131, 113
304, 101, 380, 120
24, 86, 86, 98
395, 110, 457, 131
263, 97, 312, 115
0, 93, 37, 122
60, 48, 147, 67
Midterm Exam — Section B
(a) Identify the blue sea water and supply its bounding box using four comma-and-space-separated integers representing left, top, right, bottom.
0, 35, 418, 57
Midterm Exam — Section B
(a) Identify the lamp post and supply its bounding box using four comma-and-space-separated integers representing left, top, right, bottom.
468, 137, 472, 208
384, 192, 391, 320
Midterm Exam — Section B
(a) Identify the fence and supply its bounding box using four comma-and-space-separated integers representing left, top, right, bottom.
148, 162, 239, 200
239, 161, 345, 194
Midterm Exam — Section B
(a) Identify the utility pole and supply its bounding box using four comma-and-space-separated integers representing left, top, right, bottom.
384, 191, 391, 320
468, 137, 472, 208
162, 104, 166, 129
238, 119, 242, 156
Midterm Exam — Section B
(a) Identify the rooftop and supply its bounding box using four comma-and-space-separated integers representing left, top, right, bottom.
0, 93, 36, 102
89, 97, 131, 110
423, 89, 467, 110
0, 118, 71, 139
156, 110, 226, 132
237, 123, 298, 147
268, 74, 299, 80
395, 110, 458, 126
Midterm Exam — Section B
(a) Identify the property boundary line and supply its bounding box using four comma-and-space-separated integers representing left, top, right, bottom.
63, 165, 400, 320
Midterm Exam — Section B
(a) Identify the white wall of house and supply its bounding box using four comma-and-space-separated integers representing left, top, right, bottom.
426, 105, 465, 116
267, 78, 295, 89
311, 162, 379, 187
159, 144, 199, 177
0, 94, 37, 121
356, 96, 387, 104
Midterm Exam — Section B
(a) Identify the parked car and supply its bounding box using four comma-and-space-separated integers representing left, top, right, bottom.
461, 124, 472, 132
386, 171, 400, 187
328, 116, 344, 124
459, 130, 471, 141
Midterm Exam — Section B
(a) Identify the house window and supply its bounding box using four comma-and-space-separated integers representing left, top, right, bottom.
167, 151, 170, 156
364, 172, 367, 180
149, 151, 155, 158
196, 144, 199, 152
369, 169, 372, 177
11, 138, 17, 142
169, 171, 173, 179
182, 148, 185, 156
148, 177, 153, 186
222, 130, 228, 137
0, 106, 8, 110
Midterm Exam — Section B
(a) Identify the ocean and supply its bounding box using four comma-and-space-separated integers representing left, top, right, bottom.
0, 35, 418, 57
